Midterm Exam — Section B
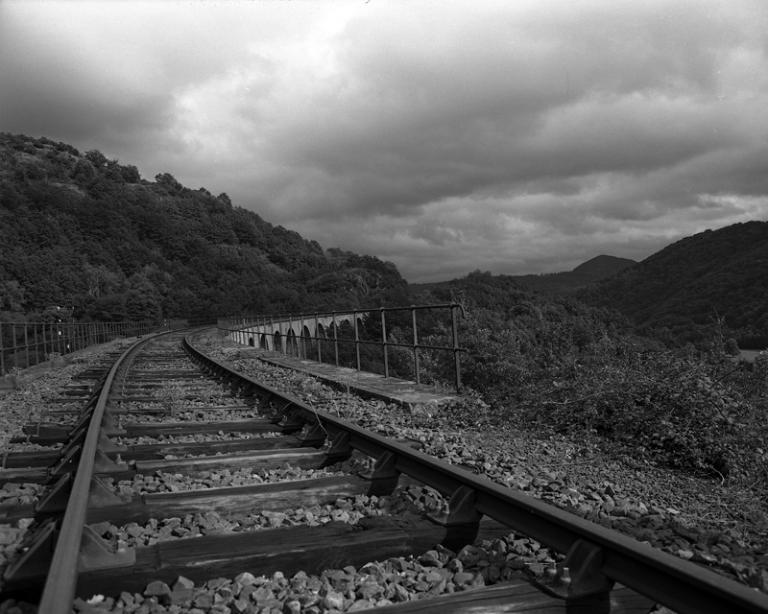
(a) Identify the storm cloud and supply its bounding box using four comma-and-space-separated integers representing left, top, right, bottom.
2, 1, 767, 281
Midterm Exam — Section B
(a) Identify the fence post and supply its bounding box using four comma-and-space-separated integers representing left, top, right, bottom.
32, 324, 38, 366
353, 312, 361, 372
380, 308, 389, 379
0, 323, 4, 376
332, 313, 339, 367
12, 323, 17, 370
412, 307, 420, 385
24, 322, 30, 368
451, 304, 462, 392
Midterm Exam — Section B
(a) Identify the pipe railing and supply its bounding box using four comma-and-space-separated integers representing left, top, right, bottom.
0, 320, 156, 376
218, 304, 465, 392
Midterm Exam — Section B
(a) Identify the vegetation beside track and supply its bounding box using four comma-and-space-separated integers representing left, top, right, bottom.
410, 272, 768, 491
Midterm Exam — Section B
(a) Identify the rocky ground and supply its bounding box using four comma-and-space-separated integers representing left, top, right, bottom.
200, 340, 768, 594
1, 336, 766, 613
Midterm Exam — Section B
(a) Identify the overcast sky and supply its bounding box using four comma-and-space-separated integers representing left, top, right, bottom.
2, 1, 767, 282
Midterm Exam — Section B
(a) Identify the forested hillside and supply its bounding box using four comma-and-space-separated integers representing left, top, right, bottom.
0, 133, 407, 322
578, 222, 768, 345
412, 269, 768, 481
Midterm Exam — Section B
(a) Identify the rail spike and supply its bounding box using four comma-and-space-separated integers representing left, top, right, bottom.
78, 525, 135, 571
537, 539, 614, 614
297, 422, 327, 447
2, 519, 57, 583
322, 431, 352, 466
359, 451, 399, 496
427, 485, 482, 551
279, 409, 305, 433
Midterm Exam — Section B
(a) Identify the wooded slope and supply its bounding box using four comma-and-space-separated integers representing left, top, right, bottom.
0, 133, 407, 322
579, 222, 768, 344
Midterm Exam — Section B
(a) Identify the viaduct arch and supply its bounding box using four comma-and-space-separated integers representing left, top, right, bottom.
226, 313, 362, 354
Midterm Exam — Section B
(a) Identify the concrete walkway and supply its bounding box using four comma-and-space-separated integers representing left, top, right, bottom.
247, 350, 459, 407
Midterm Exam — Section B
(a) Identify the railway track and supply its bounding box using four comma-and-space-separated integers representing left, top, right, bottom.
0, 329, 767, 613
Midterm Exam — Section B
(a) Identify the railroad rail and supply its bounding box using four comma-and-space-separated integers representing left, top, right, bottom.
0, 328, 766, 613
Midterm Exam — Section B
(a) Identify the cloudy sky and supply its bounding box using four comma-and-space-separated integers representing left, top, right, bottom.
2, 1, 767, 282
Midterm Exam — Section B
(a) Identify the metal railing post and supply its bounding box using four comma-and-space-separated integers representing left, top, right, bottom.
412, 307, 420, 385
353, 312, 361, 372
288, 316, 293, 356
380, 308, 389, 379
332, 313, 339, 366
12, 323, 17, 369
0, 323, 5, 376
24, 322, 30, 368
451, 304, 462, 392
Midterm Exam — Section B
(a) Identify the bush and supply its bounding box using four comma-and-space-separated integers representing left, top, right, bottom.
420, 302, 767, 481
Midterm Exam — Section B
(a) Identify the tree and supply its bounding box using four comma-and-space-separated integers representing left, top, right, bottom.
120, 164, 140, 183
0, 280, 25, 313
71, 158, 96, 184
155, 172, 183, 193
85, 149, 108, 168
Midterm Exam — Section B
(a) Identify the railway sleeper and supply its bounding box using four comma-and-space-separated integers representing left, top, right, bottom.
5, 516, 450, 599
91, 474, 372, 524
3, 513, 652, 613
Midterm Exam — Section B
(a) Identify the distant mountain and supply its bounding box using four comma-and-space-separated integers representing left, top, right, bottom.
410, 255, 636, 297
572, 255, 638, 278
578, 222, 768, 345
0, 133, 407, 322
511, 254, 636, 294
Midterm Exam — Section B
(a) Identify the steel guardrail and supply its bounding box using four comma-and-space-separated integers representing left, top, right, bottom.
218, 304, 465, 391
184, 334, 768, 614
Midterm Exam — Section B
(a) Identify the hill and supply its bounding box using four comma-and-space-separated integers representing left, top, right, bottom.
0, 133, 407, 322
578, 221, 768, 345
510, 254, 636, 294
410, 255, 636, 297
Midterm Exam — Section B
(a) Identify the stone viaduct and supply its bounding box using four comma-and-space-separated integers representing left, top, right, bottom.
223, 313, 362, 356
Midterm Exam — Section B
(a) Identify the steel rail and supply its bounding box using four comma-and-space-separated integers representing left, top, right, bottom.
37, 331, 168, 614
185, 335, 768, 614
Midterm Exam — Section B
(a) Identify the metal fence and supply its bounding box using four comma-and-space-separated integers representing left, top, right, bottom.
0, 320, 156, 376
219, 304, 465, 391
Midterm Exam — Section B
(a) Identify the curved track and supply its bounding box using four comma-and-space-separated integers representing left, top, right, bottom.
0, 329, 766, 613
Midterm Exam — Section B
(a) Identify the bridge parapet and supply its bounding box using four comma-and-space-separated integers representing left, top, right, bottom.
218, 304, 465, 392
227, 313, 360, 352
